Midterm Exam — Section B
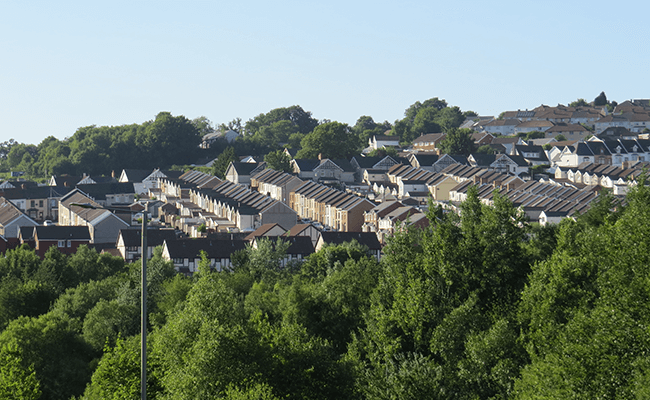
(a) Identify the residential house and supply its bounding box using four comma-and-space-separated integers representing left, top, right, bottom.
490, 154, 529, 175
407, 153, 439, 172
244, 223, 288, 241
161, 238, 248, 274
362, 201, 404, 234
472, 131, 495, 147
119, 168, 174, 196
412, 133, 446, 153
116, 228, 177, 263
48, 175, 81, 188
481, 119, 520, 136
75, 182, 136, 207
58, 190, 131, 243
225, 162, 266, 186
491, 137, 526, 155
289, 180, 375, 231
350, 155, 403, 182
190, 180, 298, 231
0, 197, 39, 239
291, 158, 355, 183
544, 123, 590, 140
513, 145, 550, 166
368, 134, 400, 150
514, 120, 555, 135
0, 185, 71, 222
285, 223, 322, 248
31, 226, 91, 258
251, 169, 304, 204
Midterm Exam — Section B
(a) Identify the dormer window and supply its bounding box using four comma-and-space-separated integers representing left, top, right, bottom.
616, 146, 622, 154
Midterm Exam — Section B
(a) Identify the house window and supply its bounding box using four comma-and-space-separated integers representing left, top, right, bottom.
39, 200, 43, 207
31, 200, 36, 207
67, 240, 72, 248
58, 240, 65, 247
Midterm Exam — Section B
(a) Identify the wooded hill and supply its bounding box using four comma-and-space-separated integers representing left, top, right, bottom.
0, 99, 476, 180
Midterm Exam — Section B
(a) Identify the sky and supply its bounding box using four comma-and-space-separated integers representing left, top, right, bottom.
2, 0, 649, 145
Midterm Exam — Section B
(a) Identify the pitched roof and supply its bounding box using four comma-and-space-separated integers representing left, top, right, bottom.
230, 162, 263, 175
119, 228, 177, 247
244, 223, 286, 241
319, 231, 381, 251
34, 226, 91, 241
76, 182, 135, 201
164, 238, 248, 259
0, 197, 36, 226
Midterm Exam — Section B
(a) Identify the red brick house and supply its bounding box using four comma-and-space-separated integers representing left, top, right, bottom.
32, 226, 91, 258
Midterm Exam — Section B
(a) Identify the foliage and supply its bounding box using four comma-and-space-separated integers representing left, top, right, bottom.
517, 130, 546, 141
296, 122, 360, 159
476, 144, 495, 154
568, 98, 588, 107
244, 105, 318, 137
516, 178, 650, 398
0, 344, 41, 400
438, 128, 476, 155
264, 149, 293, 173
554, 134, 567, 141
365, 146, 398, 158
594, 91, 608, 106
392, 98, 469, 145
82, 335, 160, 400
212, 146, 238, 179
0, 313, 95, 399
350, 188, 533, 399
352, 116, 392, 146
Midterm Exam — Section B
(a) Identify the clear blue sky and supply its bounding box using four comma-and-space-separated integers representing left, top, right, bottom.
2, 0, 648, 145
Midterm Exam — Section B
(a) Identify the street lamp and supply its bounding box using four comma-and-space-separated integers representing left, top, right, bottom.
70, 202, 148, 400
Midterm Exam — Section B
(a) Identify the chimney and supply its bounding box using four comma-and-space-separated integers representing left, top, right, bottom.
318, 153, 323, 160
112, 170, 115, 178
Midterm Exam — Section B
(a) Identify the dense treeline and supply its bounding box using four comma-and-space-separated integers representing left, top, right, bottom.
0, 112, 204, 177
0, 99, 476, 180
1, 179, 649, 398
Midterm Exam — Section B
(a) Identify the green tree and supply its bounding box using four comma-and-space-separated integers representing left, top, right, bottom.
352, 188, 532, 399
568, 98, 588, 107
296, 122, 359, 159
244, 105, 318, 136
476, 144, 495, 154
516, 178, 650, 398
191, 116, 215, 136
264, 149, 293, 173
594, 91, 608, 106
438, 128, 476, 155
212, 146, 238, 179
0, 344, 41, 400
0, 313, 95, 399
82, 335, 160, 400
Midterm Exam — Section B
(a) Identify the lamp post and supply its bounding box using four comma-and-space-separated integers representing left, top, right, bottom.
70, 202, 148, 399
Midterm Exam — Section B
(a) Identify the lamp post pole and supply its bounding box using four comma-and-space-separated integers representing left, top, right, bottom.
70, 202, 148, 399
140, 203, 147, 399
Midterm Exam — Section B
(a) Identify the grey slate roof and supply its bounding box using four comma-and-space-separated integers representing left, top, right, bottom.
34, 226, 91, 241
119, 228, 177, 247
